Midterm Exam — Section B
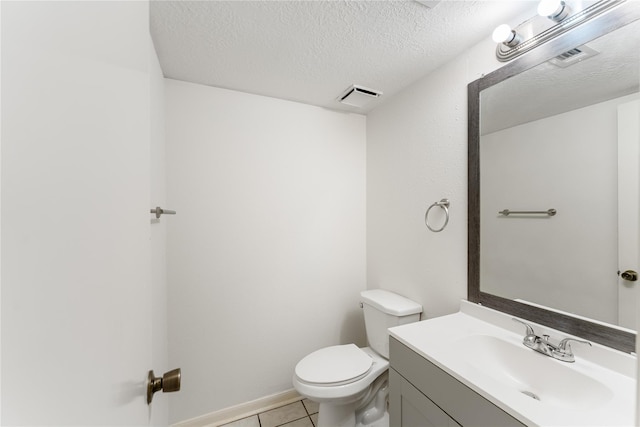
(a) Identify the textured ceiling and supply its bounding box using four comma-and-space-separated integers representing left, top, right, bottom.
150, 0, 536, 113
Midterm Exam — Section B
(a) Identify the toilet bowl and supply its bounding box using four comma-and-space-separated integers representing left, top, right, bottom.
292, 290, 422, 427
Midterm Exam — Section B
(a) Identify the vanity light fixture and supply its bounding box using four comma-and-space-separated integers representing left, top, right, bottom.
538, 0, 571, 22
492, 24, 522, 47
491, 0, 624, 62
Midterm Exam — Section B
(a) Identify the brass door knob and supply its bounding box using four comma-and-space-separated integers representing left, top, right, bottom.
147, 368, 181, 404
621, 270, 638, 282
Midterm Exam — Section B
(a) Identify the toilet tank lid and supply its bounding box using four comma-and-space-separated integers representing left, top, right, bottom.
360, 289, 422, 316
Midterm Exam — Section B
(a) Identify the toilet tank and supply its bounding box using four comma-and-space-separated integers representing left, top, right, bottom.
360, 289, 422, 358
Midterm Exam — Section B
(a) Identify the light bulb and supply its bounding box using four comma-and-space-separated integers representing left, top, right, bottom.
492, 24, 521, 47
538, 0, 570, 21
492, 24, 513, 44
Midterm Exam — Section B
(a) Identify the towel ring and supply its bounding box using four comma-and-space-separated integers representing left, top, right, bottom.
425, 199, 450, 232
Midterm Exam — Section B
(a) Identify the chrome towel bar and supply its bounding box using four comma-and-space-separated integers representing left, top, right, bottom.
499, 209, 556, 217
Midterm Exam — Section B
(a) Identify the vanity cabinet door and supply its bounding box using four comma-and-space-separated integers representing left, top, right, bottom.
390, 368, 461, 427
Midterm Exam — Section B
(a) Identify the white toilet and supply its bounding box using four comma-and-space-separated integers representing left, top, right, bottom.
292, 289, 422, 427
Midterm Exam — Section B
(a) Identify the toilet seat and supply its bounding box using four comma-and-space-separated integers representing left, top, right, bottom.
293, 346, 389, 404
295, 344, 373, 386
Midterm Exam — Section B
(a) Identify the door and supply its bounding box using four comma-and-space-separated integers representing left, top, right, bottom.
617, 100, 639, 329
2, 1, 153, 424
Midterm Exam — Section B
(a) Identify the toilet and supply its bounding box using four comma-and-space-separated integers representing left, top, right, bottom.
292, 289, 422, 427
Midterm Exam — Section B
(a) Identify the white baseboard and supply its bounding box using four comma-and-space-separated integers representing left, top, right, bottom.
172, 389, 303, 427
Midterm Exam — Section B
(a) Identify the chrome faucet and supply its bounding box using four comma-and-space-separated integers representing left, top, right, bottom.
512, 318, 591, 363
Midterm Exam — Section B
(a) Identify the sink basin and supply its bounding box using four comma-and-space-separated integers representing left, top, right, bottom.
388, 300, 636, 426
449, 334, 614, 410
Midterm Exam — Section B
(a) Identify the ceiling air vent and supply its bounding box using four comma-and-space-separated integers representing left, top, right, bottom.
548, 45, 599, 68
338, 85, 383, 108
415, 1, 442, 9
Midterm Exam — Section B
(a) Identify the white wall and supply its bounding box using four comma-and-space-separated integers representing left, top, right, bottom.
366, 34, 510, 319
164, 79, 367, 423
481, 94, 637, 325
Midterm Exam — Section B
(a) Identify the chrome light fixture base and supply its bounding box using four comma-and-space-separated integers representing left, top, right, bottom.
496, 0, 625, 62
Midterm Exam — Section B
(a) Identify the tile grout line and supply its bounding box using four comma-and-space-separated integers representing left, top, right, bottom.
261, 399, 312, 427
222, 398, 321, 427
301, 399, 318, 427
274, 415, 312, 427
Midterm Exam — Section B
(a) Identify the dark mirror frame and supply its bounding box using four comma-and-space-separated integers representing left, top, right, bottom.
468, 1, 640, 354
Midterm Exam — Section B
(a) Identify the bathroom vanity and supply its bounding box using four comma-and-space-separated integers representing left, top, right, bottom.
388, 301, 636, 427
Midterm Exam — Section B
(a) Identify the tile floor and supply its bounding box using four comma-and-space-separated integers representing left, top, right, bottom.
221, 399, 320, 427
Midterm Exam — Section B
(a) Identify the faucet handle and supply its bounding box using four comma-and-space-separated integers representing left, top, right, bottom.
557, 338, 592, 352
512, 318, 536, 336
553, 338, 592, 362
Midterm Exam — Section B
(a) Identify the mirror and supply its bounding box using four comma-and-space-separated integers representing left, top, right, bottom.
468, 1, 640, 353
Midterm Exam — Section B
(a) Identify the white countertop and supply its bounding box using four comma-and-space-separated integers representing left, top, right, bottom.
388, 300, 636, 427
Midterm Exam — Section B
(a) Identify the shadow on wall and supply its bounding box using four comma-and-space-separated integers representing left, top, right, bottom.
340, 308, 367, 347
